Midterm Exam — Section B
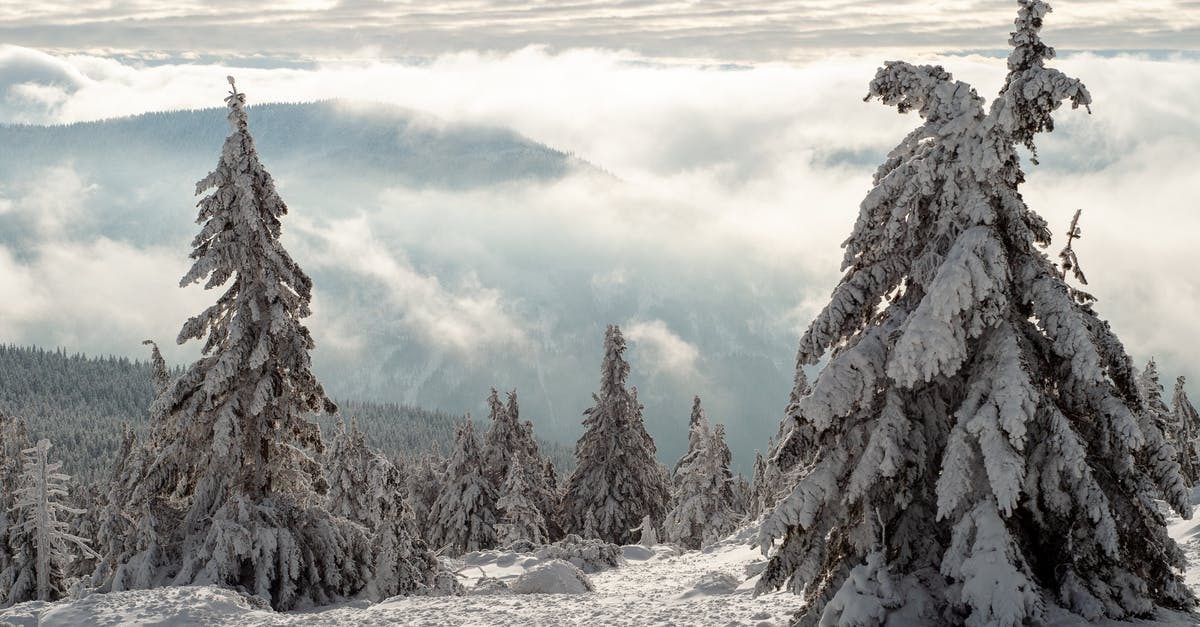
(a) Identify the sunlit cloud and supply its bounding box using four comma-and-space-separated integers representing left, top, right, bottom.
1, 1, 1197, 62
625, 319, 703, 381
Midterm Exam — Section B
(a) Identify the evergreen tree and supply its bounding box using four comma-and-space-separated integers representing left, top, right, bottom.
427, 421, 498, 555
756, 3, 1193, 624
1173, 377, 1200, 486
0, 411, 33, 600
107, 78, 371, 610
561, 325, 670, 545
407, 445, 447, 545
480, 389, 562, 540
4, 439, 97, 605
481, 388, 518, 488
663, 398, 738, 550
495, 459, 549, 546
748, 450, 768, 519
91, 423, 141, 588
324, 419, 439, 601
96, 342, 166, 591
1134, 360, 1192, 506
141, 339, 171, 396
751, 369, 812, 519
631, 515, 658, 547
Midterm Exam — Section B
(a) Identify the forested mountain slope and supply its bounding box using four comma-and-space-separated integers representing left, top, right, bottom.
0, 344, 572, 484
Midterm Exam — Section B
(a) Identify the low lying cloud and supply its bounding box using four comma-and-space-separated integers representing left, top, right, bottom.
293, 215, 531, 356
0, 44, 1198, 463
625, 319, 703, 381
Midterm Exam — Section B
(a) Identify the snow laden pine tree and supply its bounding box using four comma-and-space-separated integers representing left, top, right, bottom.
93, 340, 170, 588
427, 420, 498, 555
108, 78, 372, 609
1134, 360, 1192, 505
408, 445, 447, 545
561, 325, 670, 545
757, 3, 1194, 624
4, 440, 98, 605
751, 369, 811, 519
481, 389, 561, 539
663, 397, 739, 550
325, 419, 438, 601
495, 458, 549, 546
0, 412, 33, 604
1173, 378, 1200, 486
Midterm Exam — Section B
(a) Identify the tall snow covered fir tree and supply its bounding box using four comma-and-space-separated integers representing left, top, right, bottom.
663, 397, 739, 549
561, 325, 670, 545
756, 2, 1195, 625
427, 420, 498, 555
104, 78, 376, 610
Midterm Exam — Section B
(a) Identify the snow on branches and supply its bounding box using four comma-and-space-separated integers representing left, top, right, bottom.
756, 2, 1193, 625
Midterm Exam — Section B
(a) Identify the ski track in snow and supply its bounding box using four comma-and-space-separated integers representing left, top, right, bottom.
6, 517, 1200, 626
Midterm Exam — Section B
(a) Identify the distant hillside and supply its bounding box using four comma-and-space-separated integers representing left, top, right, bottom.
0, 101, 794, 474
0, 99, 581, 187
0, 344, 574, 484
0, 100, 589, 252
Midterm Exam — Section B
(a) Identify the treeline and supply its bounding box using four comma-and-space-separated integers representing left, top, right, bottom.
0, 344, 572, 484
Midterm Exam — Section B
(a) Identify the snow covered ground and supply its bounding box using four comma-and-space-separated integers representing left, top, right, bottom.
5, 518, 1200, 626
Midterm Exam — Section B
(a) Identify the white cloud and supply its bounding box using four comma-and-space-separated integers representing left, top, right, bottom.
1, 1, 1196, 61
625, 319, 702, 381
293, 215, 531, 356
0, 44, 1197, 398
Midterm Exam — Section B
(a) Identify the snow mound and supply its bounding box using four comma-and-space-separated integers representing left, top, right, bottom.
0, 586, 274, 626
680, 571, 742, 599
533, 535, 623, 574
621, 545, 655, 561
510, 560, 595, 594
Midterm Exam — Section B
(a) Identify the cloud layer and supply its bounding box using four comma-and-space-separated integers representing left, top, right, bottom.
2, 1, 1198, 61
1, 43, 1198, 467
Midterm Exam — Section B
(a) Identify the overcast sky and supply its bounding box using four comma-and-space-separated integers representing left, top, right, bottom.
2, 0, 1199, 62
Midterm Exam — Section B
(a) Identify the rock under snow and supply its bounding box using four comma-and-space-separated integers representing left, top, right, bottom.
510, 560, 594, 595
681, 571, 742, 599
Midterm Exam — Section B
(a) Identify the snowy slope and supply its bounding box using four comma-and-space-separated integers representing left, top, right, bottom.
5, 515, 1200, 626
2, 533, 796, 626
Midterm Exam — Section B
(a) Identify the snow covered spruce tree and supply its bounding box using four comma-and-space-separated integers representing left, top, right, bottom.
1135, 359, 1193, 501
757, 3, 1194, 624
94, 342, 169, 590
663, 397, 739, 549
1173, 377, 1200, 486
107, 78, 373, 609
495, 459, 549, 546
325, 419, 438, 600
0, 411, 33, 602
4, 439, 98, 605
427, 420, 498, 555
750, 370, 811, 519
480, 388, 561, 538
561, 325, 670, 545
408, 445, 447, 544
